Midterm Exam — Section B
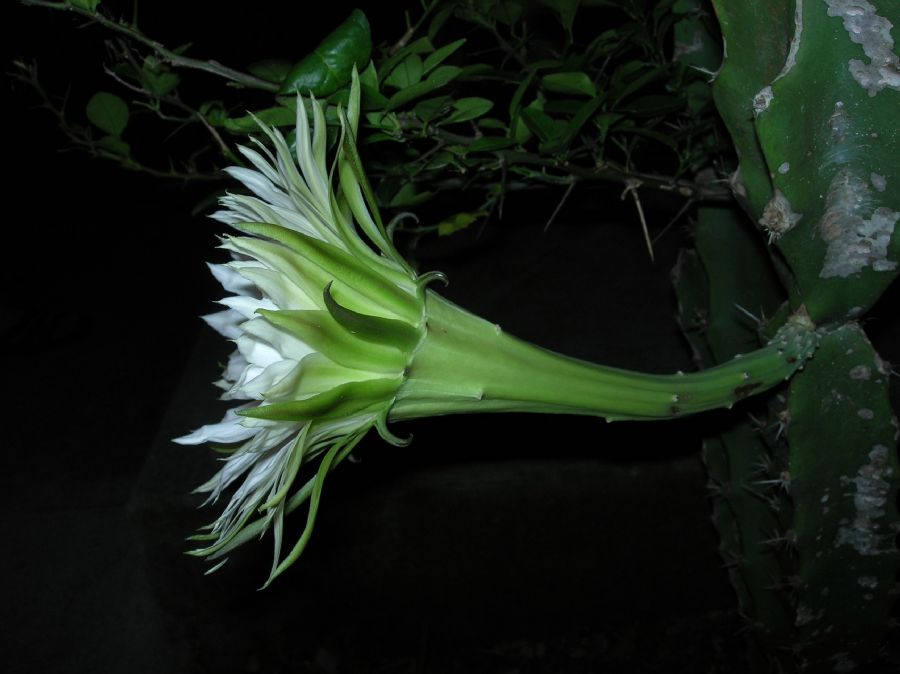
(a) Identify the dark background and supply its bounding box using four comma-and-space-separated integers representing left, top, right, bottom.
4, 2, 898, 673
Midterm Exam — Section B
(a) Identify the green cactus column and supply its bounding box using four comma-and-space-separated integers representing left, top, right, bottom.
704, 0, 900, 670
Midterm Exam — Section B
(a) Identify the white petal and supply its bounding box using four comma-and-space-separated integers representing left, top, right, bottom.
239, 267, 317, 311
202, 309, 244, 339
237, 333, 282, 368
207, 262, 256, 295
243, 316, 316, 362
240, 359, 300, 400
174, 406, 260, 445
219, 295, 277, 320
224, 167, 293, 210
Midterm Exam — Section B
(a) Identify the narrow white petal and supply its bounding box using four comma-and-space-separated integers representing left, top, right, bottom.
240, 359, 300, 400
224, 167, 293, 210
207, 262, 256, 295
243, 316, 316, 362
237, 333, 282, 368
174, 406, 260, 445
202, 309, 244, 339
219, 295, 277, 320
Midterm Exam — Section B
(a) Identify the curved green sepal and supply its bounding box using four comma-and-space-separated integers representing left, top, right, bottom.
323, 282, 423, 352
262, 430, 366, 587
374, 405, 412, 447
237, 222, 419, 321
240, 377, 403, 422
258, 308, 407, 374
279, 9, 372, 97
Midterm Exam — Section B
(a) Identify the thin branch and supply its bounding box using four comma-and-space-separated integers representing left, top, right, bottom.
20, 0, 279, 91
621, 179, 654, 263
544, 178, 576, 231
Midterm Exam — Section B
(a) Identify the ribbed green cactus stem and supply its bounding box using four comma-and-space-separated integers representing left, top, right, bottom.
391, 293, 818, 423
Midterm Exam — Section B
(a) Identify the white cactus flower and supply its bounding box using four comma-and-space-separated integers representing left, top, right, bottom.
175, 70, 429, 585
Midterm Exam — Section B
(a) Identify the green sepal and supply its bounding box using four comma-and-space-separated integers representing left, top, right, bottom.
236, 222, 419, 322
240, 377, 402, 422
263, 430, 366, 586
374, 405, 411, 447
323, 282, 422, 352
279, 9, 372, 97
258, 308, 407, 374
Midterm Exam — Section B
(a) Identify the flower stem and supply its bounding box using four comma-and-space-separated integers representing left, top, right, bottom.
392, 292, 817, 422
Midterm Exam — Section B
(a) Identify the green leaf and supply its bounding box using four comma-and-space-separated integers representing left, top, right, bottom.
247, 59, 293, 84
509, 70, 536, 118
378, 37, 433, 86
221, 106, 296, 132
279, 9, 372, 97
468, 136, 517, 153
413, 96, 452, 124
539, 0, 581, 37
384, 54, 424, 90
519, 106, 563, 144
423, 39, 466, 74
70, 0, 101, 11
437, 211, 485, 236
86, 92, 129, 136
141, 57, 179, 97
495, 0, 525, 25
357, 60, 387, 108
95, 135, 130, 157
388, 183, 434, 208
385, 66, 461, 111
444, 97, 494, 124
541, 72, 596, 98
477, 118, 507, 131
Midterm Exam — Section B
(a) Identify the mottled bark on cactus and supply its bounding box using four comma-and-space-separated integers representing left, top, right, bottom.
694, 2, 899, 670
710, 0, 794, 216
785, 324, 899, 671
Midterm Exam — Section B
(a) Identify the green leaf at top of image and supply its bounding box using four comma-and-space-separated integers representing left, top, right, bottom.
384, 54, 424, 90
541, 72, 596, 98
86, 92, 129, 136
437, 211, 485, 236
70, 0, 101, 11
279, 9, 372, 97
444, 98, 494, 124
248, 59, 293, 84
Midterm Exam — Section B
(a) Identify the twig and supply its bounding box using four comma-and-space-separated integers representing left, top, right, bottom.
20, 0, 279, 91
621, 179, 654, 263
544, 178, 576, 231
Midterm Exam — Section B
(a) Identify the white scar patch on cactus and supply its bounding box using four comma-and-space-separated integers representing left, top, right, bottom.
752, 85, 774, 115
819, 168, 899, 278
774, 0, 803, 81
870, 172, 886, 192
825, 0, 900, 96
835, 445, 894, 556
758, 189, 802, 242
